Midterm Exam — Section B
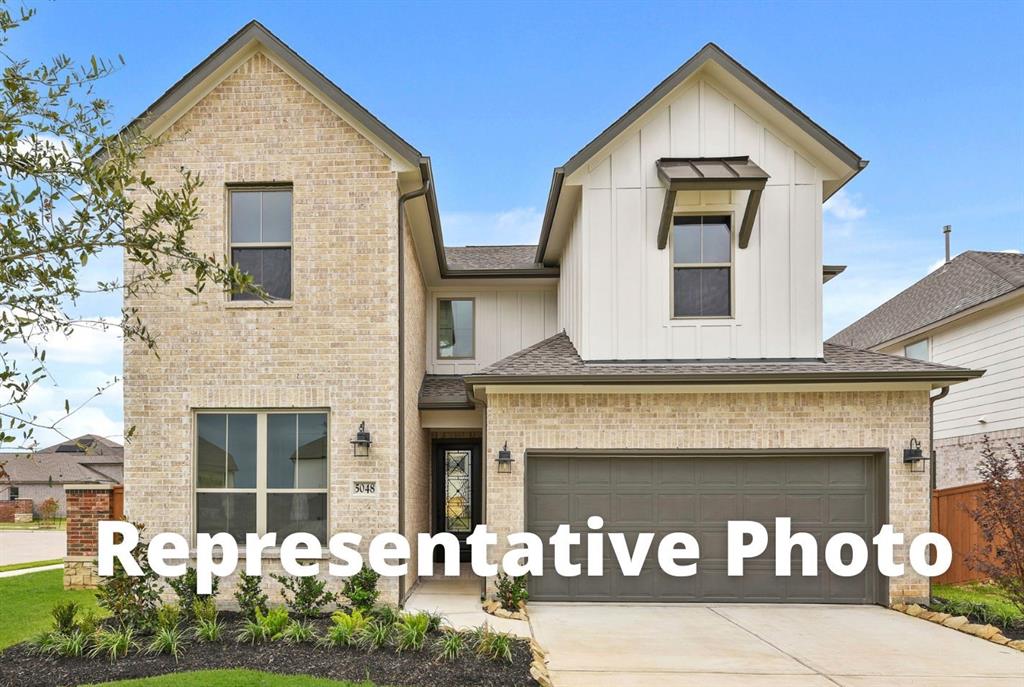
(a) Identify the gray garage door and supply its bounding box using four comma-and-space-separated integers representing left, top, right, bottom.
526, 452, 884, 604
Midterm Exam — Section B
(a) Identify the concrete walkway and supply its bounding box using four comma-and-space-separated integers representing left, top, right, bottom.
403, 565, 531, 638
0, 530, 65, 566
0, 563, 63, 578
529, 603, 1024, 686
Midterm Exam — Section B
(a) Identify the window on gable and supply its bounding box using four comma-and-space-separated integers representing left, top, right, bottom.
229, 187, 292, 301
672, 215, 732, 318
904, 339, 929, 361
195, 411, 327, 543
437, 298, 474, 359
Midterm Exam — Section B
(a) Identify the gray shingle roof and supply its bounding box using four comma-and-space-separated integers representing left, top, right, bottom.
419, 375, 474, 409
829, 251, 1024, 350
465, 332, 982, 385
2, 435, 123, 484
444, 245, 540, 271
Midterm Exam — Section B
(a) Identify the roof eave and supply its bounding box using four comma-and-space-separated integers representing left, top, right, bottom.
464, 369, 985, 387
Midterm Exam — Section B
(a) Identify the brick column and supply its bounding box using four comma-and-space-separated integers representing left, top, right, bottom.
64, 484, 114, 589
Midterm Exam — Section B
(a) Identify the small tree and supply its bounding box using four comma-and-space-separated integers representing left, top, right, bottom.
39, 496, 59, 523
967, 437, 1024, 612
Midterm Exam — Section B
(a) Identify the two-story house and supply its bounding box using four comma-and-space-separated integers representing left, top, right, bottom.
118, 21, 980, 607
831, 249, 1023, 489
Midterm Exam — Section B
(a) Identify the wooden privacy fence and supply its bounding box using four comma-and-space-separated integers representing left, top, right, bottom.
111, 484, 124, 520
931, 482, 995, 586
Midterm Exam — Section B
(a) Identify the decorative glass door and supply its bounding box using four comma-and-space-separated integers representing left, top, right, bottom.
444, 450, 472, 533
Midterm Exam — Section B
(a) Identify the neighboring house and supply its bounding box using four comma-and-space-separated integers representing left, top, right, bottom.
117, 21, 981, 607
1, 435, 123, 517
830, 251, 1023, 488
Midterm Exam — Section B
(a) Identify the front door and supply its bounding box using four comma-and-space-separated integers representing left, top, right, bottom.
433, 441, 482, 562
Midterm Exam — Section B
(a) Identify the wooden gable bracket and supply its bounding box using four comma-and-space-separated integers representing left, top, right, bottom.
655, 156, 769, 251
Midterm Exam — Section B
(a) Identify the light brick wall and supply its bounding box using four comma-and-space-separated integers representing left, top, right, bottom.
124, 52, 401, 601
935, 428, 1024, 489
485, 389, 932, 604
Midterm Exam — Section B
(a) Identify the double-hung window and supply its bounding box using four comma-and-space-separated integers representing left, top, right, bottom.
195, 411, 327, 543
229, 187, 293, 300
672, 215, 732, 318
437, 298, 474, 359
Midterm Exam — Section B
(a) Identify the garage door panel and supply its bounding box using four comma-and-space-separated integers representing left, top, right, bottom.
526, 453, 881, 603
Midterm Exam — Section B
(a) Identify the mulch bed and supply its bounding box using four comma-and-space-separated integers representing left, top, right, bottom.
930, 599, 1024, 641
0, 615, 537, 687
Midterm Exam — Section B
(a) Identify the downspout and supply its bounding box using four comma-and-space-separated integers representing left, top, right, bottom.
397, 176, 431, 605
927, 385, 949, 604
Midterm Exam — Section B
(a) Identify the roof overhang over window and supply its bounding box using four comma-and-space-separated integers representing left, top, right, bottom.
655, 156, 769, 251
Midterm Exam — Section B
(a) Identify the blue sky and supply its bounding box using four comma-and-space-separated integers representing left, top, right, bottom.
7, 0, 1023, 448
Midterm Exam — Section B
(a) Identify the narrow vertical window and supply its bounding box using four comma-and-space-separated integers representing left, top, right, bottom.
437, 298, 475, 359
672, 215, 732, 317
229, 187, 293, 300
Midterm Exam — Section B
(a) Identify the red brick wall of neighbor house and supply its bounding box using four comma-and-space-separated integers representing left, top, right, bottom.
0, 498, 33, 522
66, 488, 112, 556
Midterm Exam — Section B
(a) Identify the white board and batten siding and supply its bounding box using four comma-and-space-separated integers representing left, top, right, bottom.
883, 296, 1024, 440
558, 76, 825, 361
427, 287, 559, 375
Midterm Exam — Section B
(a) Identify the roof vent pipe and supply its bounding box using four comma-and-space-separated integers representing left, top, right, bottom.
944, 224, 952, 263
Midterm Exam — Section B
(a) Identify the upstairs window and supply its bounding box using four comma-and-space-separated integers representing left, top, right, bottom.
904, 339, 930, 361
672, 215, 732, 318
437, 298, 474, 359
229, 187, 292, 301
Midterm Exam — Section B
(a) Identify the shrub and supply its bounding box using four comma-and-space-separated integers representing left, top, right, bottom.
495, 572, 529, 611
90, 627, 137, 662
192, 597, 218, 624
166, 567, 220, 621
322, 608, 370, 647
422, 610, 445, 632
146, 625, 186, 661
931, 596, 1022, 630
156, 603, 182, 631
281, 620, 316, 644
194, 616, 223, 643
39, 497, 59, 522
271, 573, 337, 618
29, 630, 63, 656
77, 609, 101, 636
342, 566, 380, 611
357, 619, 392, 651
95, 522, 161, 630
51, 601, 79, 634
237, 607, 291, 644
233, 572, 269, 621
968, 438, 1024, 613
476, 628, 514, 663
367, 603, 401, 627
393, 612, 430, 652
53, 630, 90, 657
435, 628, 465, 661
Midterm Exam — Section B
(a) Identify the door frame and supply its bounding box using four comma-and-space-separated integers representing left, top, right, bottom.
432, 439, 483, 561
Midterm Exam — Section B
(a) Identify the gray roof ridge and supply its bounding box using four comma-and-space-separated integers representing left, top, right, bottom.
477, 331, 573, 374
961, 250, 1024, 289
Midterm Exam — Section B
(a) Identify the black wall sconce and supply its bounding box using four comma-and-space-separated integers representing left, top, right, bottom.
350, 421, 372, 457
903, 437, 927, 473
496, 442, 514, 474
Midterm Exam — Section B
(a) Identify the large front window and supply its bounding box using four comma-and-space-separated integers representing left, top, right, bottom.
195, 411, 327, 542
437, 298, 474, 359
671, 215, 732, 318
229, 187, 293, 300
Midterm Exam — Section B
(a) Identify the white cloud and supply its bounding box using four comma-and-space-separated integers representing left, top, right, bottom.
823, 190, 867, 222
29, 405, 123, 448
7, 316, 122, 367
441, 207, 543, 246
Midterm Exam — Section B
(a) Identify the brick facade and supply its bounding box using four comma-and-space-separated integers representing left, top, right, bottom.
123, 52, 403, 602
484, 389, 933, 604
0, 498, 33, 523
64, 486, 114, 588
935, 427, 1024, 489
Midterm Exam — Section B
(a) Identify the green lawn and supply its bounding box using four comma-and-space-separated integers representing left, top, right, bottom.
933, 582, 1024, 621
0, 568, 102, 648
82, 670, 377, 687
0, 517, 66, 530
0, 558, 63, 572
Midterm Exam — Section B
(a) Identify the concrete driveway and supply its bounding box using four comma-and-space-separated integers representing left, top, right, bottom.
0, 531, 65, 566
529, 603, 1024, 686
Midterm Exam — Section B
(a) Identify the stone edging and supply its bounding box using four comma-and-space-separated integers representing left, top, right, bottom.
528, 638, 553, 687
482, 599, 528, 622
891, 603, 1024, 652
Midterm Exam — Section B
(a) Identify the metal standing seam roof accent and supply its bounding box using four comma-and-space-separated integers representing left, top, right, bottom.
535, 42, 870, 265
655, 156, 769, 251
829, 251, 1024, 350
463, 332, 984, 386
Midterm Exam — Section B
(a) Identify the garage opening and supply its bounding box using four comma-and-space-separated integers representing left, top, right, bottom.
526, 450, 887, 604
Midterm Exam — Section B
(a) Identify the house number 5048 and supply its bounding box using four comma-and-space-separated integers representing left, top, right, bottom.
352, 481, 377, 496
